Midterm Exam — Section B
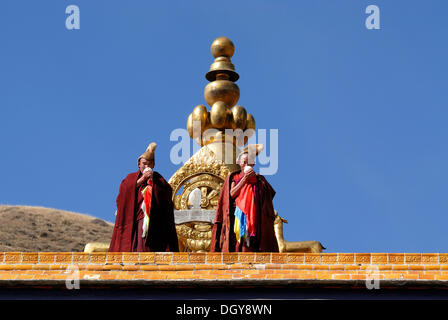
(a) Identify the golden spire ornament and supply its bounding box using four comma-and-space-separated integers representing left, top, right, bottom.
187, 36, 256, 147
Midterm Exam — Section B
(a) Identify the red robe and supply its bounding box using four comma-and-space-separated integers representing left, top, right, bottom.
210, 170, 279, 252
109, 170, 179, 252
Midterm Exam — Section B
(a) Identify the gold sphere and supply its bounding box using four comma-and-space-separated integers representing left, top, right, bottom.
211, 36, 235, 58
246, 113, 256, 132
231, 105, 247, 130
192, 104, 208, 132
225, 111, 234, 129
210, 101, 230, 129
204, 80, 240, 108
187, 113, 193, 138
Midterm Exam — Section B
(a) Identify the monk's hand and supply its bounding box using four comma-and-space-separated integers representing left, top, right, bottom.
243, 166, 256, 179
142, 167, 153, 180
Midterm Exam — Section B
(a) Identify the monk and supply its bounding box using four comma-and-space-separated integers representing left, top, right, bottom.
210, 144, 279, 252
109, 142, 179, 252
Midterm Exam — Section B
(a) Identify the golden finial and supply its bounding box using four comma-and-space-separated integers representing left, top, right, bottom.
187, 37, 256, 146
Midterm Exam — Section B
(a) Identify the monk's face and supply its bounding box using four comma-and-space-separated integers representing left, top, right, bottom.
238, 153, 255, 172
138, 158, 155, 173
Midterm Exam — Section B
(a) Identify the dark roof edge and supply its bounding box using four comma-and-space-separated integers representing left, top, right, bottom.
1, 279, 448, 290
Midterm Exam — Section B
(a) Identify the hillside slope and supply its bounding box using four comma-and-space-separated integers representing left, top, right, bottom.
0, 205, 113, 252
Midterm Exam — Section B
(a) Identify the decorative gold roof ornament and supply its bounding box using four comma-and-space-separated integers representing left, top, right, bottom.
187, 36, 256, 147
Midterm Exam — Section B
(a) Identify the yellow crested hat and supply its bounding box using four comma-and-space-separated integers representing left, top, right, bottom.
138, 142, 157, 164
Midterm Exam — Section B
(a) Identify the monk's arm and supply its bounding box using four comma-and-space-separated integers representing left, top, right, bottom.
136, 176, 146, 187
136, 170, 153, 187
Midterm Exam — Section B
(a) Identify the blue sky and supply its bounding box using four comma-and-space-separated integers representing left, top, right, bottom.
1, 1, 447, 252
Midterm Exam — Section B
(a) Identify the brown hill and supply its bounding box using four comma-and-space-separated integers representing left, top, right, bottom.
0, 205, 113, 252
